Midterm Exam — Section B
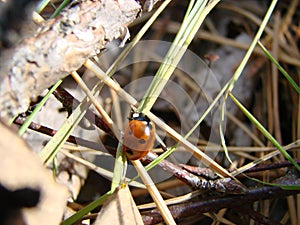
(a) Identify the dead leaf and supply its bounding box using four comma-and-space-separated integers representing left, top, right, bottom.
95, 186, 143, 225
0, 121, 68, 225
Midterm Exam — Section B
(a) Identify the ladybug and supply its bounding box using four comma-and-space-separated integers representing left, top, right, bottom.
123, 112, 155, 160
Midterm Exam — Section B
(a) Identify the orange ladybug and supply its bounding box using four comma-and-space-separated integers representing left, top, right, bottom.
123, 112, 155, 160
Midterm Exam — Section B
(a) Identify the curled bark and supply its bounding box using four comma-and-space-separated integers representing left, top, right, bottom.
0, 0, 141, 117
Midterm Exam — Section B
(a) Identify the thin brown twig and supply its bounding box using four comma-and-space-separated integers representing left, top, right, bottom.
141, 186, 300, 225
13, 115, 116, 155
53, 86, 115, 137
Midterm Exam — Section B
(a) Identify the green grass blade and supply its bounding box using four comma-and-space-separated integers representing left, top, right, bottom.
111, 135, 126, 192
106, 0, 172, 77
50, 0, 70, 19
138, 0, 220, 114
39, 82, 103, 165
39, 97, 90, 164
218, 0, 278, 165
130, 0, 221, 173
246, 176, 300, 190
226, 0, 278, 93
258, 41, 300, 94
60, 191, 112, 225
18, 80, 63, 136
229, 92, 300, 172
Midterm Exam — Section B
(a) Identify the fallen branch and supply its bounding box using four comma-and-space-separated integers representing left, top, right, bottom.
0, 0, 140, 117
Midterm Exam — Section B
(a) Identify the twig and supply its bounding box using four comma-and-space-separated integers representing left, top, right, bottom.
141, 186, 300, 225
13, 115, 116, 155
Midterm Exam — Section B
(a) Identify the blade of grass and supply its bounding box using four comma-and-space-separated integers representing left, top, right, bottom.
60, 148, 145, 188
39, 95, 91, 164
143, 81, 230, 175
131, 160, 176, 225
243, 176, 300, 190
39, 80, 104, 165
111, 134, 127, 192
226, 0, 278, 93
230, 140, 300, 176
60, 191, 113, 225
138, 0, 220, 114
106, 0, 173, 77
71, 71, 115, 131
85, 59, 233, 178
36, 0, 50, 13
229, 92, 300, 172
18, 80, 63, 136
219, 0, 278, 164
258, 41, 300, 94
50, 0, 70, 19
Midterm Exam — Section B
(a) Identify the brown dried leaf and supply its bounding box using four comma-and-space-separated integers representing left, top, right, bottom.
95, 186, 143, 225
0, 121, 68, 225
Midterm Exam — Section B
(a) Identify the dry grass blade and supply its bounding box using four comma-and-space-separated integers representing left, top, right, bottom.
71, 71, 115, 133
84, 59, 233, 178
60, 148, 145, 189
131, 160, 176, 225
231, 140, 300, 176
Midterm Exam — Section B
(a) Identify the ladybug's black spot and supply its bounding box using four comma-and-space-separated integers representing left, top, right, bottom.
138, 139, 146, 144
126, 149, 134, 156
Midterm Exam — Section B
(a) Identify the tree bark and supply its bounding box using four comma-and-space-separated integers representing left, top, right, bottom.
0, 0, 141, 117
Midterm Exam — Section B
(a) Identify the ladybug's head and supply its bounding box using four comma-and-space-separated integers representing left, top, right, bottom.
129, 111, 151, 123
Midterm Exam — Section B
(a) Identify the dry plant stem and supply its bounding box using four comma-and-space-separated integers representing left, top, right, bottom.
151, 21, 300, 67
266, 63, 274, 142
141, 186, 300, 225
51, 85, 215, 188
85, 60, 233, 178
131, 160, 176, 225
13, 115, 115, 153
219, 2, 300, 61
281, 0, 299, 53
232, 150, 280, 176
271, 12, 282, 144
279, 0, 299, 35
19, 86, 228, 189
137, 190, 201, 210
225, 111, 264, 147
60, 149, 146, 189
52, 86, 115, 137
231, 139, 300, 176
287, 195, 297, 225
71, 71, 116, 134
0, 0, 140, 117
235, 159, 300, 174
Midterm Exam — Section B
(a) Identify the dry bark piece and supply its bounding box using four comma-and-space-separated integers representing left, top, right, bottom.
0, 0, 141, 117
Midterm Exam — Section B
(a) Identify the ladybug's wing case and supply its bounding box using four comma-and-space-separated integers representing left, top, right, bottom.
123, 119, 155, 160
